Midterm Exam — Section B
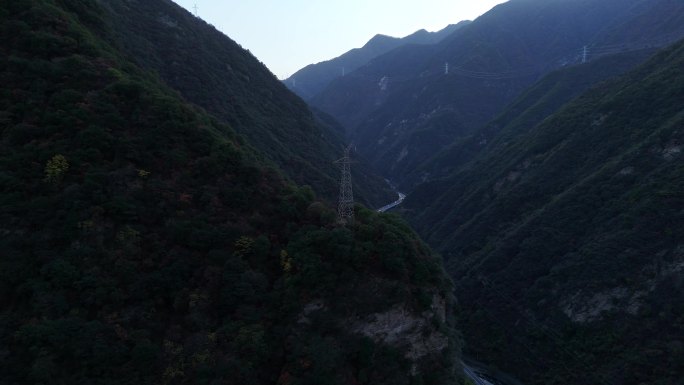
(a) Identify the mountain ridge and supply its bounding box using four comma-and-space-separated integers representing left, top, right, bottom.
284, 21, 470, 100
309, 0, 684, 186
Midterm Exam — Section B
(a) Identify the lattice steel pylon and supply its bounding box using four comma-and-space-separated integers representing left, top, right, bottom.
334, 144, 355, 225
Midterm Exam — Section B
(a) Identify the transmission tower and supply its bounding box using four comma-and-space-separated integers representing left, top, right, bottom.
193, 3, 198, 16
335, 145, 355, 225
582, 45, 588, 63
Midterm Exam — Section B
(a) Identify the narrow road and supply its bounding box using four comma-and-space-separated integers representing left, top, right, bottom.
463, 363, 494, 385
377, 192, 406, 213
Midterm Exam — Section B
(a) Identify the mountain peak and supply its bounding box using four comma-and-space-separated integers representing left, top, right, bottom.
363, 33, 400, 49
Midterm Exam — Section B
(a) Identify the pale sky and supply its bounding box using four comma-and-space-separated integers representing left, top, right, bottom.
171, 1, 508, 79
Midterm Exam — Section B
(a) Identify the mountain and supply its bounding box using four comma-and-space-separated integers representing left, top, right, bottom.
97, 0, 393, 208
404, 39, 684, 384
309, 0, 684, 185
590, 0, 684, 49
402, 48, 656, 188
0, 1, 462, 384
284, 22, 470, 101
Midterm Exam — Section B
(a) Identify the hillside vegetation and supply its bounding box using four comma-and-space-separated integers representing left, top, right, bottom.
99, 0, 393, 208
405, 39, 684, 385
0, 1, 461, 384
403, 48, 656, 188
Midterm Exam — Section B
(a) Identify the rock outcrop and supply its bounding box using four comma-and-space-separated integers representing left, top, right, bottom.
349, 294, 449, 373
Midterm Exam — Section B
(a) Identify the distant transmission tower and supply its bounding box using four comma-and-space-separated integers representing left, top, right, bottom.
582, 45, 588, 63
335, 145, 355, 225
445, 62, 449, 75
193, 3, 198, 16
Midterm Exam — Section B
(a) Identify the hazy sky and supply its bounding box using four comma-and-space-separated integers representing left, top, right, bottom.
170, 1, 508, 79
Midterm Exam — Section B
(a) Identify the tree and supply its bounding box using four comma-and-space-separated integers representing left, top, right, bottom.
44, 154, 69, 184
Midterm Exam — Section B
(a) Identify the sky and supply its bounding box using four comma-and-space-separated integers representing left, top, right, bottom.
170, 1, 508, 79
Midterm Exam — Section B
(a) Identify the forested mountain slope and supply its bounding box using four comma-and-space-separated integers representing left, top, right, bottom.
405, 39, 684, 385
284, 22, 470, 100
402, 48, 656, 188
98, 0, 393, 207
310, 0, 684, 185
0, 1, 461, 384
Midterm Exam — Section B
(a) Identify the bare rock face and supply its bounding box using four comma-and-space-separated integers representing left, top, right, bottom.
561, 287, 643, 323
297, 300, 326, 325
348, 294, 449, 372
561, 246, 684, 323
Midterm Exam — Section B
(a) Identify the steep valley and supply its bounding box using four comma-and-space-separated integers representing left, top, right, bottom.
310, 0, 684, 189
2, 0, 684, 384
292, 0, 684, 384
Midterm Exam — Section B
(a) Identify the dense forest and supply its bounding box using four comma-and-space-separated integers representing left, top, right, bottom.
0, 1, 462, 384
405, 38, 684, 385
403, 48, 656, 187
97, 0, 394, 208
